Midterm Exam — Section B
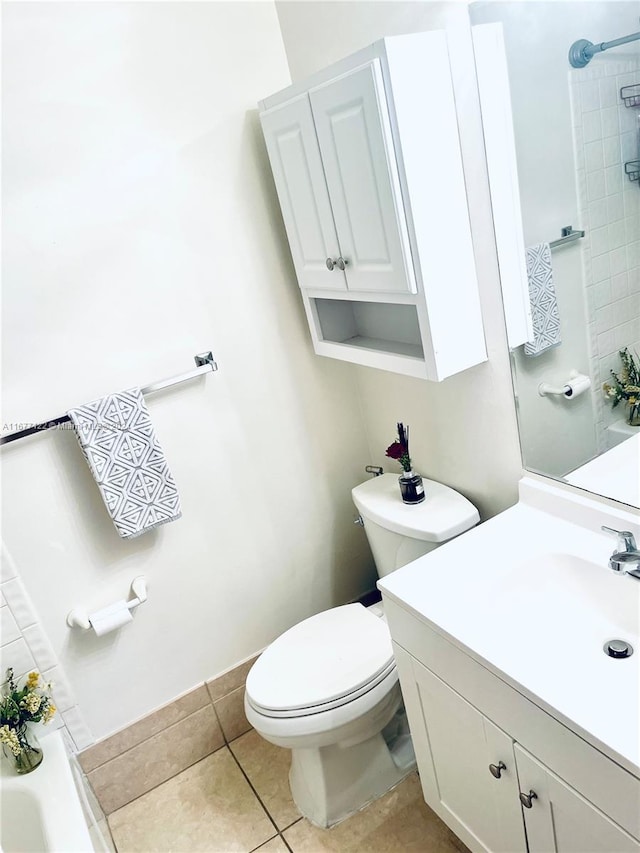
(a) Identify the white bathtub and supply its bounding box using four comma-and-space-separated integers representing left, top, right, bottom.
0, 730, 94, 852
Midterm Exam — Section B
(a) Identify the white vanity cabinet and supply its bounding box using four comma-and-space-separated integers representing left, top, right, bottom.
387, 607, 640, 853
259, 31, 487, 381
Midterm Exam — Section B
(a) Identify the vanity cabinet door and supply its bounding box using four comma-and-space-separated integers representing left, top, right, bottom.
515, 745, 640, 853
413, 660, 527, 853
309, 61, 416, 295
260, 95, 347, 292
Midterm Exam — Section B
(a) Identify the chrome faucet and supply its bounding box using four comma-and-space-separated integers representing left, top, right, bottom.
601, 527, 640, 579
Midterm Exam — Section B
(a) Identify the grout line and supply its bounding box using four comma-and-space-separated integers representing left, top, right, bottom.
227, 743, 283, 838
248, 833, 279, 852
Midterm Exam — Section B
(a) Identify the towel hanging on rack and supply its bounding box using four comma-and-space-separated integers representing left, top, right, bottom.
68, 388, 182, 539
523, 242, 562, 357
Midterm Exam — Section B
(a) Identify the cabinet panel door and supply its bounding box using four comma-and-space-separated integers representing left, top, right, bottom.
414, 661, 527, 853
515, 745, 640, 853
309, 61, 416, 294
260, 96, 346, 291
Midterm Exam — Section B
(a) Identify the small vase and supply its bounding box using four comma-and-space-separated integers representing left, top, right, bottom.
627, 405, 640, 427
2, 725, 43, 774
399, 471, 425, 505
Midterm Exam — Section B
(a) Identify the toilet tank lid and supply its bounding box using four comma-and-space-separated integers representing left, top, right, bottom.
352, 474, 479, 542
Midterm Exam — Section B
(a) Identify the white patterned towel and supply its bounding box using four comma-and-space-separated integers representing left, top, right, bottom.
523, 242, 561, 357
68, 389, 182, 539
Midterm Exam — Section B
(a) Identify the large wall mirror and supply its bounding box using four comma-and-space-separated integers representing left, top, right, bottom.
469, 1, 640, 508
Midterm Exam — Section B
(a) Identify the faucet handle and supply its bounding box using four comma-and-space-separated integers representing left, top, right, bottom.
601, 526, 637, 552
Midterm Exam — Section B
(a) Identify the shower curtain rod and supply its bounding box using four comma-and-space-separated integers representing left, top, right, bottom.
569, 30, 640, 68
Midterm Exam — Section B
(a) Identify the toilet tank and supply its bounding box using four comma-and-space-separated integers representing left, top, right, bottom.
352, 473, 479, 578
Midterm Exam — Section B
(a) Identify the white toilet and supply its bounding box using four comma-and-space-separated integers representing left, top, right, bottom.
244, 473, 479, 828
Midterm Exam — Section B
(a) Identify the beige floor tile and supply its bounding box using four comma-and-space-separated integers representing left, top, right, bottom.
108, 748, 275, 853
230, 729, 300, 831
215, 686, 252, 742
251, 836, 290, 853
89, 705, 224, 814
283, 773, 465, 853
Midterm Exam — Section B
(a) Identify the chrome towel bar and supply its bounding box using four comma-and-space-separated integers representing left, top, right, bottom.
549, 225, 585, 250
1, 351, 217, 446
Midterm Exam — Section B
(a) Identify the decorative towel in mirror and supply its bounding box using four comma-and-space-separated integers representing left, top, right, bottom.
523, 242, 562, 357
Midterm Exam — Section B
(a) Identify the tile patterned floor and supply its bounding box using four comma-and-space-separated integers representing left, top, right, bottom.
107, 729, 468, 853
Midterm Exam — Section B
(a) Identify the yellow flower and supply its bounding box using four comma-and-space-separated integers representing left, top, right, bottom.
0, 725, 22, 756
21, 692, 42, 714
27, 672, 39, 688
43, 703, 56, 724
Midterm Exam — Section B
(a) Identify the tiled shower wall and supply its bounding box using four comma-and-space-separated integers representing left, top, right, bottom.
0, 543, 93, 751
570, 58, 640, 452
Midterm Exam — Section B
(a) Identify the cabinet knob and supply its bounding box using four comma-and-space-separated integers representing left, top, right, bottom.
489, 761, 506, 779
326, 257, 336, 271
336, 257, 348, 270
519, 790, 538, 809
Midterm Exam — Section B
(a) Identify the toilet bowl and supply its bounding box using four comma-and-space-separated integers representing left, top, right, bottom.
245, 473, 479, 828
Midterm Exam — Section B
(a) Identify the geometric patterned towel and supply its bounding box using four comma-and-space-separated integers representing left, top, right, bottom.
523, 242, 562, 357
68, 388, 182, 539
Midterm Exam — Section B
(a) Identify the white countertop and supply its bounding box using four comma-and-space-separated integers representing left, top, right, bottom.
565, 432, 640, 508
378, 485, 640, 778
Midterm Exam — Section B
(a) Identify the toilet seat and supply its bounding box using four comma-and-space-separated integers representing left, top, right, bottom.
245, 604, 394, 718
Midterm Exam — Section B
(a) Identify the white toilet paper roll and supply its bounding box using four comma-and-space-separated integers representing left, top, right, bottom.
562, 373, 591, 399
89, 600, 133, 636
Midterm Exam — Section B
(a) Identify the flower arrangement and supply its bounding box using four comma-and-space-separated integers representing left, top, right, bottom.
1, 668, 56, 771
602, 348, 640, 426
385, 422, 413, 473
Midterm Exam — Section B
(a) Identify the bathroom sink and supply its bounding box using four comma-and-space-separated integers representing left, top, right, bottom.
498, 552, 640, 642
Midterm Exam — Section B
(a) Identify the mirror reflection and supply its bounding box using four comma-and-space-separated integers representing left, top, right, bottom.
470, 1, 640, 508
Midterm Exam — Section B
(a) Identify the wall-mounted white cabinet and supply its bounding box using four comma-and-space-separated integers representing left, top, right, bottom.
259, 31, 487, 381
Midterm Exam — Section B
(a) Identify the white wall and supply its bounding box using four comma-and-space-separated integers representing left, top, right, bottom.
275, 0, 523, 518
1, 1, 377, 740
469, 2, 640, 479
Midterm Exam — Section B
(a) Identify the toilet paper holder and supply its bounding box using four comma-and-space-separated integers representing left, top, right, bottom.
67, 576, 147, 632
538, 370, 591, 399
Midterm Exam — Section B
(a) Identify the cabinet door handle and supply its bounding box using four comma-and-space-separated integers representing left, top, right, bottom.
489, 761, 506, 779
326, 257, 336, 271
519, 790, 538, 809
336, 257, 348, 270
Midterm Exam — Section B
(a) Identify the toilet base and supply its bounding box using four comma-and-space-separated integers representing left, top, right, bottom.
289, 718, 416, 828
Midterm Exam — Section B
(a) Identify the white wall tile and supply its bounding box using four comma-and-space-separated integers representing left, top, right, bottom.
23, 623, 58, 673
580, 79, 600, 112
611, 272, 629, 301
598, 77, 617, 109
590, 225, 610, 256
608, 222, 626, 251
610, 247, 628, 276
587, 170, 606, 200
42, 665, 77, 713
588, 198, 608, 228
1, 605, 21, 646
1, 637, 37, 680
605, 165, 623, 196
591, 253, 610, 283
601, 106, 619, 138
593, 279, 612, 308
606, 194, 624, 223
585, 140, 604, 172
1, 578, 37, 629
602, 136, 621, 168
583, 110, 602, 142
62, 706, 94, 751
